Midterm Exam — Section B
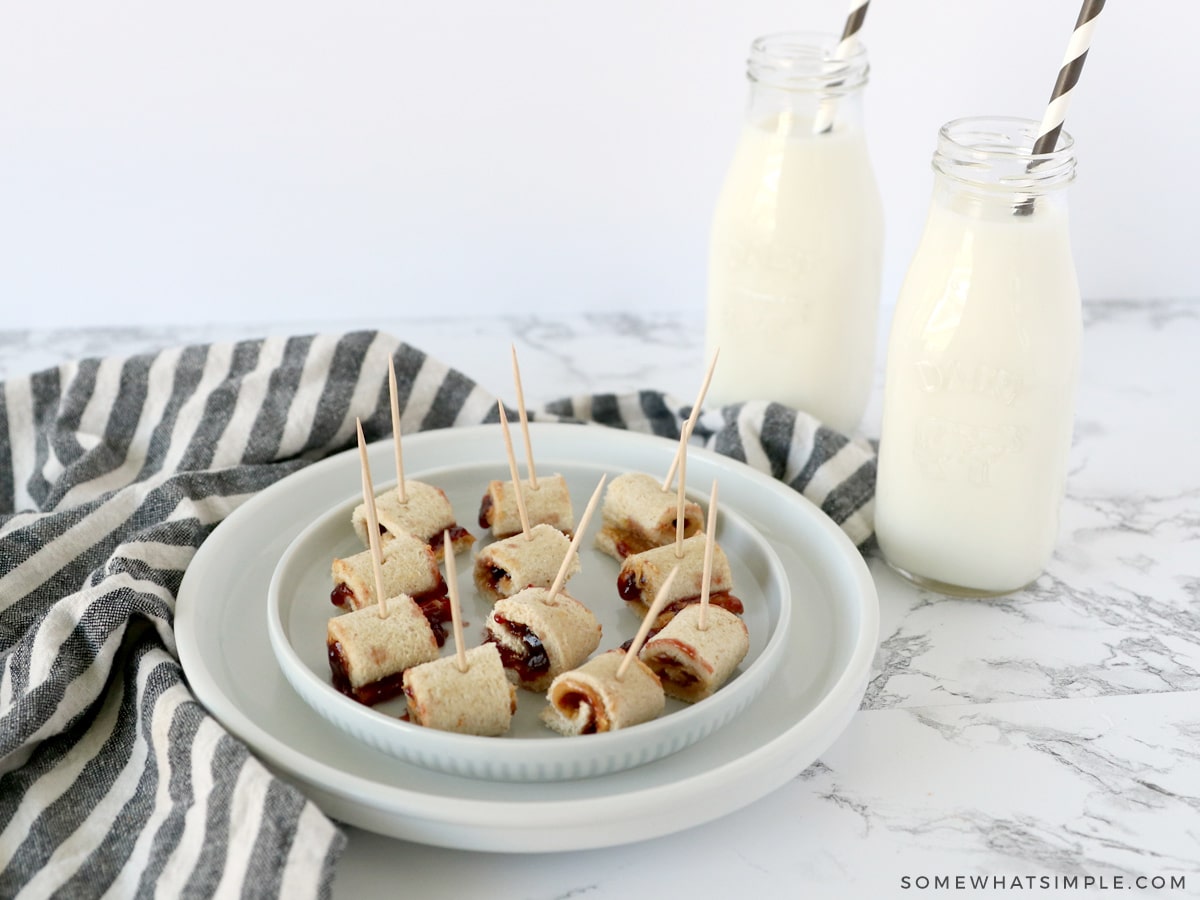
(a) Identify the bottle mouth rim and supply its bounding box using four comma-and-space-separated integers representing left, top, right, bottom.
934, 116, 1076, 189
748, 32, 870, 92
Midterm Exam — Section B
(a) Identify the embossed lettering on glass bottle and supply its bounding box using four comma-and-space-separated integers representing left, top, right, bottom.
875, 117, 1082, 596
705, 33, 884, 434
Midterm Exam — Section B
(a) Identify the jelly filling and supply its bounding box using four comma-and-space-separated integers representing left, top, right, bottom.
330, 583, 355, 608
618, 570, 744, 617
416, 594, 452, 647
327, 640, 407, 706
428, 525, 471, 552
330, 577, 449, 617
617, 570, 643, 603
485, 614, 550, 684
478, 492, 494, 528
486, 565, 509, 592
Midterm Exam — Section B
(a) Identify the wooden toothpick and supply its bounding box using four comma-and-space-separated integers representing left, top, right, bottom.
661, 348, 719, 492
444, 529, 468, 672
616, 566, 680, 681
388, 356, 407, 504
674, 419, 691, 560
545, 474, 607, 605
497, 401, 532, 540
511, 345, 539, 491
356, 419, 389, 620
698, 479, 718, 631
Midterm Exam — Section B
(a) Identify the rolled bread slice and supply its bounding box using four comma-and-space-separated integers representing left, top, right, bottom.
473, 523, 580, 604
331, 531, 447, 611
639, 604, 749, 703
478, 474, 574, 539
326, 595, 441, 705
540, 649, 665, 736
617, 533, 733, 614
352, 481, 475, 561
484, 586, 602, 693
593, 472, 704, 561
401, 643, 517, 736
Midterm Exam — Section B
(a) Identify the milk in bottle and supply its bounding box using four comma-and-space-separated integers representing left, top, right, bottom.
706, 33, 883, 434
875, 117, 1082, 596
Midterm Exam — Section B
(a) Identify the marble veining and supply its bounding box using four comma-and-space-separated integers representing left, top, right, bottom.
3, 298, 1198, 899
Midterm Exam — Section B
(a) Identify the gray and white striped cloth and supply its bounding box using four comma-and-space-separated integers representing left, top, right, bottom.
0, 331, 875, 898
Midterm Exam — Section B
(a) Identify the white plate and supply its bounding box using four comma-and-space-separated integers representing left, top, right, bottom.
176, 423, 878, 852
266, 460, 791, 781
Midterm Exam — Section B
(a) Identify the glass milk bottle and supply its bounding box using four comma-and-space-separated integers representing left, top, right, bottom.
875, 117, 1082, 596
706, 33, 884, 434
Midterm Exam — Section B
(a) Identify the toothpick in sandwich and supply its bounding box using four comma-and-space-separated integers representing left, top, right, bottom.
400, 534, 517, 735
479, 395, 575, 539
661, 347, 719, 492
350, 363, 475, 561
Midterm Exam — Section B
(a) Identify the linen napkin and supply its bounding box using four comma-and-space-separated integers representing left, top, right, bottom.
0, 331, 875, 898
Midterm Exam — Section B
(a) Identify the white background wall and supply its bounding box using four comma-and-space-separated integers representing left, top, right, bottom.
2, 1, 1195, 329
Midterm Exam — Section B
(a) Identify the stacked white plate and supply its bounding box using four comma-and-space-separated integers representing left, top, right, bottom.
177, 423, 878, 852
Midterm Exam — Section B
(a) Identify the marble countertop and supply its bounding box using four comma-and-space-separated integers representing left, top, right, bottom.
2, 298, 1196, 898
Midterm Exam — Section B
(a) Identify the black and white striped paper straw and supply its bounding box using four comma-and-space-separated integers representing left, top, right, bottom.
1032, 0, 1105, 156
1016, 0, 1104, 215
837, 0, 870, 53
813, 0, 871, 134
